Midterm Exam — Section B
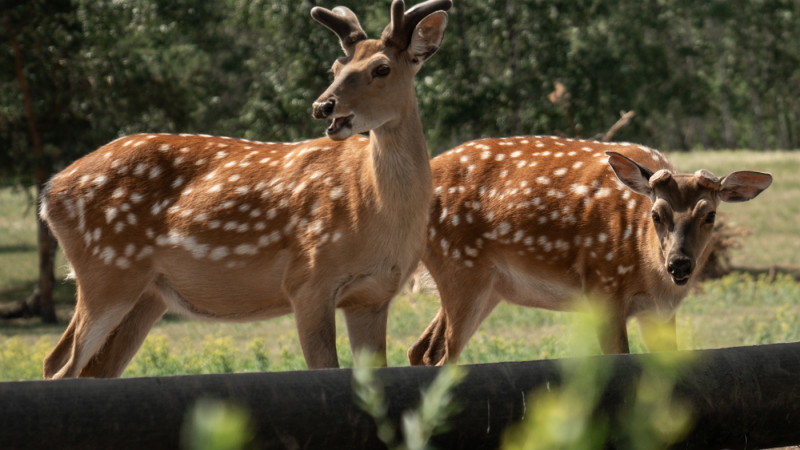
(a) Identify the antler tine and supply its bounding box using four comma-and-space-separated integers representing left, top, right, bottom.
382, 0, 452, 49
311, 6, 367, 53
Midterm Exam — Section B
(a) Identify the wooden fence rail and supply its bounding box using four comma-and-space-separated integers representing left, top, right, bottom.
1, 342, 799, 449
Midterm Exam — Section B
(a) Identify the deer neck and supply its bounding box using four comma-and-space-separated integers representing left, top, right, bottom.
362, 95, 432, 212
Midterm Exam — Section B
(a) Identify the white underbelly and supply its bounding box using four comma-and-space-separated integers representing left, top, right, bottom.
493, 263, 580, 311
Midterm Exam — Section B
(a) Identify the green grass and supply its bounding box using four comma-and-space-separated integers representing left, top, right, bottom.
3, 273, 800, 380
1, 150, 799, 380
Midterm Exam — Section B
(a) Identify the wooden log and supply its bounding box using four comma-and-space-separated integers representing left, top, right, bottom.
1, 342, 799, 449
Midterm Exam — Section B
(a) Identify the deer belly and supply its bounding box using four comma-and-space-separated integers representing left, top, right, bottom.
493, 264, 579, 311
153, 255, 291, 321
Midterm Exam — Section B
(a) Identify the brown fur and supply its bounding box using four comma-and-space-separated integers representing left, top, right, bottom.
408, 137, 772, 365
41, 0, 451, 378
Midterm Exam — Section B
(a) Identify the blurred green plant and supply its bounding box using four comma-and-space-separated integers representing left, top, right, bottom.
501, 303, 694, 450
181, 398, 255, 450
352, 352, 466, 450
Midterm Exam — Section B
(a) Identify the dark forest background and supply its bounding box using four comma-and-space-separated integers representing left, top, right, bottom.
4, 0, 799, 184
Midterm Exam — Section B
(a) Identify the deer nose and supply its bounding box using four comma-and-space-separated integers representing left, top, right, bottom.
313, 98, 336, 119
668, 256, 692, 280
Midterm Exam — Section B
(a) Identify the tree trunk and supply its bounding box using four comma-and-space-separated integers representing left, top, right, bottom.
775, 93, 791, 150
749, 87, 766, 150
717, 57, 737, 149
505, 0, 521, 136
7, 10, 58, 323
34, 182, 57, 323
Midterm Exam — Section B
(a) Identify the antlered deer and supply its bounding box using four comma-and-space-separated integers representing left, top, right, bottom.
40, 0, 452, 378
408, 137, 772, 365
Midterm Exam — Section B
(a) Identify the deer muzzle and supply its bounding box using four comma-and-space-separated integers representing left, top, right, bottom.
312, 98, 336, 120
667, 255, 693, 285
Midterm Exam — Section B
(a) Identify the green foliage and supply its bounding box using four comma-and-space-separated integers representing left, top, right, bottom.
501, 309, 693, 450
181, 398, 256, 450
352, 354, 466, 450
123, 334, 274, 377
0, 336, 53, 380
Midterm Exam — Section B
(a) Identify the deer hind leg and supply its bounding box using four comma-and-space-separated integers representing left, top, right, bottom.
411, 264, 500, 365
43, 273, 152, 379
408, 307, 447, 366
43, 303, 79, 378
441, 288, 501, 365
79, 290, 167, 378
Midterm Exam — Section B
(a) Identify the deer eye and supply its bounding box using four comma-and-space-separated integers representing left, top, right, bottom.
373, 64, 391, 78
651, 211, 661, 224
705, 211, 716, 224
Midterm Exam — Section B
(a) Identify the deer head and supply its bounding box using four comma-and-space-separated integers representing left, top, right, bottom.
311, 0, 450, 140
607, 151, 772, 285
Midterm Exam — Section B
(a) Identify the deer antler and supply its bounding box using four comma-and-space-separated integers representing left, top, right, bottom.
649, 169, 674, 188
381, 0, 452, 50
694, 169, 721, 190
311, 6, 367, 54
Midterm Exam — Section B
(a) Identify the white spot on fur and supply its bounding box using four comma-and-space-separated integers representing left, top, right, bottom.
209, 246, 230, 261
105, 207, 118, 223
234, 244, 258, 255
498, 222, 511, 236
149, 166, 163, 179
100, 246, 116, 265
623, 225, 633, 239
570, 184, 589, 196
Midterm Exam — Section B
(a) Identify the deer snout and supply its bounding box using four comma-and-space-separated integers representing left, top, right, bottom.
313, 98, 336, 119
667, 256, 693, 285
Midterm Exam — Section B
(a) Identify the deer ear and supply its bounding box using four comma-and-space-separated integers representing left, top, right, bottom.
719, 171, 772, 203
407, 11, 448, 65
606, 151, 654, 196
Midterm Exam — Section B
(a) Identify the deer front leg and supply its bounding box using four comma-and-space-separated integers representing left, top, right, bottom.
293, 295, 339, 369
597, 310, 631, 354
638, 313, 677, 352
343, 302, 390, 367
284, 259, 340, 369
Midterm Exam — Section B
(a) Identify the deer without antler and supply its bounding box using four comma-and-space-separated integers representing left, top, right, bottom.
408, 137, 772, 365
40, 0, 452, 378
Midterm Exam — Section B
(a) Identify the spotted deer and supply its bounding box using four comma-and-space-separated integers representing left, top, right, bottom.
40, 0, 451, 378
408, 136, 772, 365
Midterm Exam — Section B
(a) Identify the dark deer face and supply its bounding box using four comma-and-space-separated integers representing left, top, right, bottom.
607, 151, 773, 285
